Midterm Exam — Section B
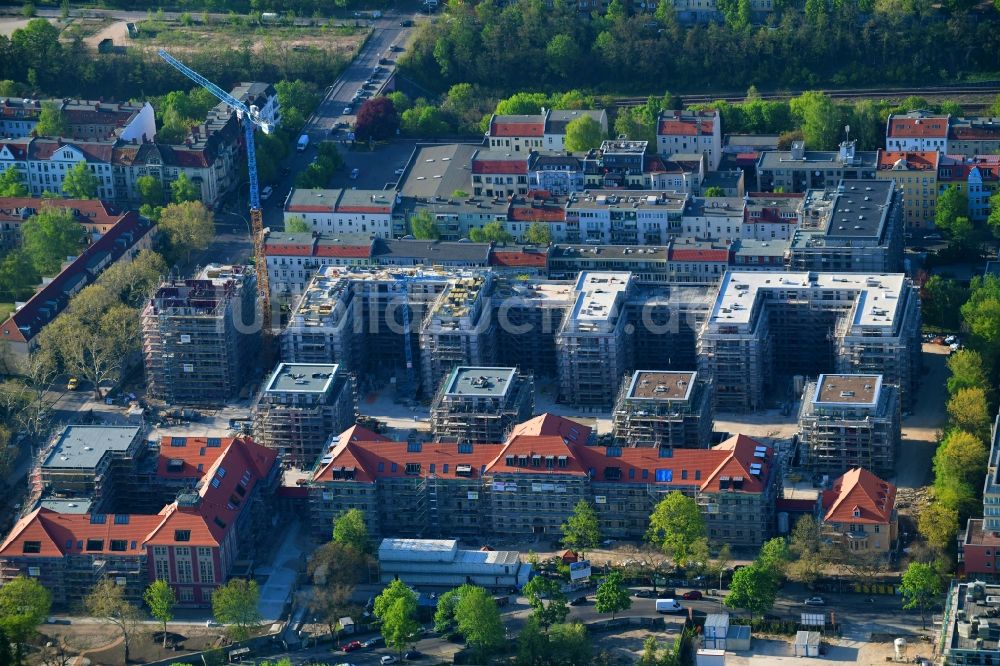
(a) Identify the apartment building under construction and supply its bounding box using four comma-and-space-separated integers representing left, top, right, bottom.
141, 265, 259, 406
430, 367, 534, 443
612, 371, 713, 448
556, 272, 635, 407
253, 363, 357, 467
797, 374, 900, 476
698, 271, 921, 413
419, 273, 496, 392
280, 271, 360, 371
494, 279, 575, 378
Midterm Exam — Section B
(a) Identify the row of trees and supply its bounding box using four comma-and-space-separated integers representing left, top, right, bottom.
401, 0, 1000, 97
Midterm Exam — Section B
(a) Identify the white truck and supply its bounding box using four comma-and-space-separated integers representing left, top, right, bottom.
296, 134, 310, 152
655, 599, 683, 614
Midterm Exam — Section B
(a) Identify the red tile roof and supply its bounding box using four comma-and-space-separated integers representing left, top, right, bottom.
658, 111, 717, 137
287, 205, 332, 214
472, 159, 528, 175
156, 436, 236, 479
0, 197, 126, 228
263, 242, 313, 256
668, 246, 730, 262
508, 413, 592, 442
336, 205, 392, 214
887, 116, 948, 139
876, 150, 939, 171
490, 250, 548, 268
821, 467, 896, 524
490, 119, 544, 138
315, 244, 371, 258
508, 205, 565, 222
0, 509, 162, 558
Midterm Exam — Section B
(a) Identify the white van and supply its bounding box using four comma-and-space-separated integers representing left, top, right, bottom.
655, 599, 683, 613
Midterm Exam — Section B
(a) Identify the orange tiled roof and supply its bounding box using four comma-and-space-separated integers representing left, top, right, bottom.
876, 150, 939, 171
822, 467, 896, 524
888, 117, 948, 139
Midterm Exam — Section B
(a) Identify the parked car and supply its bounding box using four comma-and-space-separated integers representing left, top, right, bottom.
350, 168, 360, 180
400, 18, 414, 25
343, 106, 352, 115
804, 596, 825, 606
925, 233, 942, 240
341, 640, 363, 652
570, 595, 588, 606
682, 590, 703, 600
404, 650, 423, 660
67, 377, 79, 391
362, 636, 384, 648
634, 589, 656, 598
380, 657, 397, 665
261, 185, 273, 200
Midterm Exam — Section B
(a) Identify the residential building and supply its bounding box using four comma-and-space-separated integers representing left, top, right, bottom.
0, 196, 135, 249
486, 114, 545, 153
730, 238, 789, 271
488, 246, 550, 277
253, 363, 357, 467
948, 116, 1000, 156
308, 414, 780, 549
681, 197, 745, 240
263, 231, 373, 298
492, 278, 575, 379
0, 437, 280, 609
787, 179, 904, 273
229, 82, 281, 128
141, 265, 260, 406
548, 244, 671, 283
528, 153, 586, 195
938, 155, 1000, 224
284, 188, 395, 238
698, 271, 922, 412
377, 538, 531, 590
564, 190, 686, 245
819, 467, 898, 556
0, 139, 116, 199
611, 370, 713, 448
556, 272, 635, 406
471, 150, 530, 198
657, 109, 722, 170
885, 111, 950, 153
940, 581, 1000, 665
875, 150, 939, 229
543, 109, 609, 152
666, 239, 731, 284
35, 426, 145, 514
797, 374, 901, 476
430, 367, 534, 444
0, 97, 155, 142
701, 169, 745, 197
0, 212, 155, 370
756, 141, 878, 193
741, 192, 803, 242
959, 414, 1000, 580
374, 238, 493, 268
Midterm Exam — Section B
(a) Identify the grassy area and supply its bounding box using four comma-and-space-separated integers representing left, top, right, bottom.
131, 17, 366, 53
0, 303, 14, 320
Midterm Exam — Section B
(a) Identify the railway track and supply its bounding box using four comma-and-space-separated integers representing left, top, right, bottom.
614, 82, 1000, 107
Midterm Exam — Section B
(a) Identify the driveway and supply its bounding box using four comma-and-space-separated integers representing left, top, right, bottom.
258, 519, 303, 622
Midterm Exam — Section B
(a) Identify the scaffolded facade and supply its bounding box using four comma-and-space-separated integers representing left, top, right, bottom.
430, 367, 534, 444
612, 371, 713, 448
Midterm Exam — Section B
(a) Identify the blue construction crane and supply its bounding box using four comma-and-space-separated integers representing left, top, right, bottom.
392, 271, 447, 395
158, 49, 275, 334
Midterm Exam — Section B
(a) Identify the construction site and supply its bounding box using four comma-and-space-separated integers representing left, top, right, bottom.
611, 370, 713, 448
430, 367, 534, 444
797, 374, 901, 476
253, 362, 358, 467
141, 264, 260, 406
697, 271, 921, 413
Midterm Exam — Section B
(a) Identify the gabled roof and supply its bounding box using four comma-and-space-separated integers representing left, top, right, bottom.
0, 197, 126, 227
156, 436, 235, 479
490, 249, 549, 268
668, 245, 730, 262
822, 467, 896, 524
887, 114, 949, 139
313, 425, 390, 482
485, 435, 589, 476
507, 413, 591, 443
876, 150, 939, 171
0, 508, 161, 558
490, 115, 544, 138
657, 110, 718, 137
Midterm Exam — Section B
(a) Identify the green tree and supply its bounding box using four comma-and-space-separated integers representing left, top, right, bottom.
935, 185, 970, 236
212, 579, 262, 640
789, 91, 843, 150
35, 100, 68, 137
918, 502, 959, 552
646, 491, 706, 567
724, 564, 778, 617
85, 578, 141, 663
21, 207, 85, 276
170, 173, 200, 203
374, 580, 420, 658
158, 201, 214, 263
469, 221, 514, 243
787, 515, 830, 588
522, 576, 570, 628
756, 537, 791, 581
988, 191, 1000, 236
947, 387, 992, 441
900, 562, 942, 629
144, 580, 176, 647
547, 622, 592, 665
455, 586, 504, 658
332, 508, 371, 555
0, 250, 40, 302
561, 499, 600, 557
525, 223, 552, 245
594, 570, 631, 620
962, 275, 1000, 346
410, 210, 441, 240
434, 585, 472, 636
136, 175, 164, 207
923, 276, 969, 331
946, 349, 990, 396
564, 116, 604, 152
0, 576, 51, 664
285, 216, 310, 233
703, 186, 726, 197
61, 161, 99, 199
546, 34, 583, 81
0, 166, 28, 197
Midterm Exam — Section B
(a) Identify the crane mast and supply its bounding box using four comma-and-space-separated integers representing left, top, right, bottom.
158, 50, 273, 337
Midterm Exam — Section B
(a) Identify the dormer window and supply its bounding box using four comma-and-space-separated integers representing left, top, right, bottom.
853, 508, 861, 518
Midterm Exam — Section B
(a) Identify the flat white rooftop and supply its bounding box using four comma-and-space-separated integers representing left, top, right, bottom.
710, 271, 906, 328
571, 272, 631, 322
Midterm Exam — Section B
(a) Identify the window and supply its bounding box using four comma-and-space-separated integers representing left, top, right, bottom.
391, 463, 397, 473
198, 558, 215, 583
606, 446, 622, 457
405, 462, 421, 475
176, 559, 193, 584
174, 530, 191, 542
110, 540, 128, 552
442, 464, 449, 474
154, 557, 170, 580
217, 467, 226, 478
171, 437, 187, 447
178, 587, 194, 602
85, 539, 104, 551
214, 516, 227, 529
114, 514, 130, 524
90, 514, 107, 524
22, 541, 41, 554
407, 442, 422, 453
377, 462, 385, 473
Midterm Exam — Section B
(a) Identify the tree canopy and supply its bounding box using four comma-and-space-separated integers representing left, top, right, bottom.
900, 562, 942, 629
455, 586, 504, 657
560, 499, 600, 555
332, 508, 371, 555
0, 576, 51, 659
646, 491, 706, 567
61, 161, 99, 199
158, 200, 214, 263
21, 207, 85, 276
355, 97, 399, 142
564, 116, 605, 152
374, 579, 420, 657
212, 579, 262, 640
594, 570, 631, 620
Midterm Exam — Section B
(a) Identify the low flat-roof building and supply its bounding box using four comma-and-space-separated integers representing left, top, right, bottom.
430, 367, 534, 444
254, 363, 357, 467
940, 581, 1000, 665
377, 538, 531, 590
756, 141, 878, 193
612, 370, 713, 448
798, 374, 900, 476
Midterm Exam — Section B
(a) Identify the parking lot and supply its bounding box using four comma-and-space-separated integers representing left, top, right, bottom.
329, 140, 421, 191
